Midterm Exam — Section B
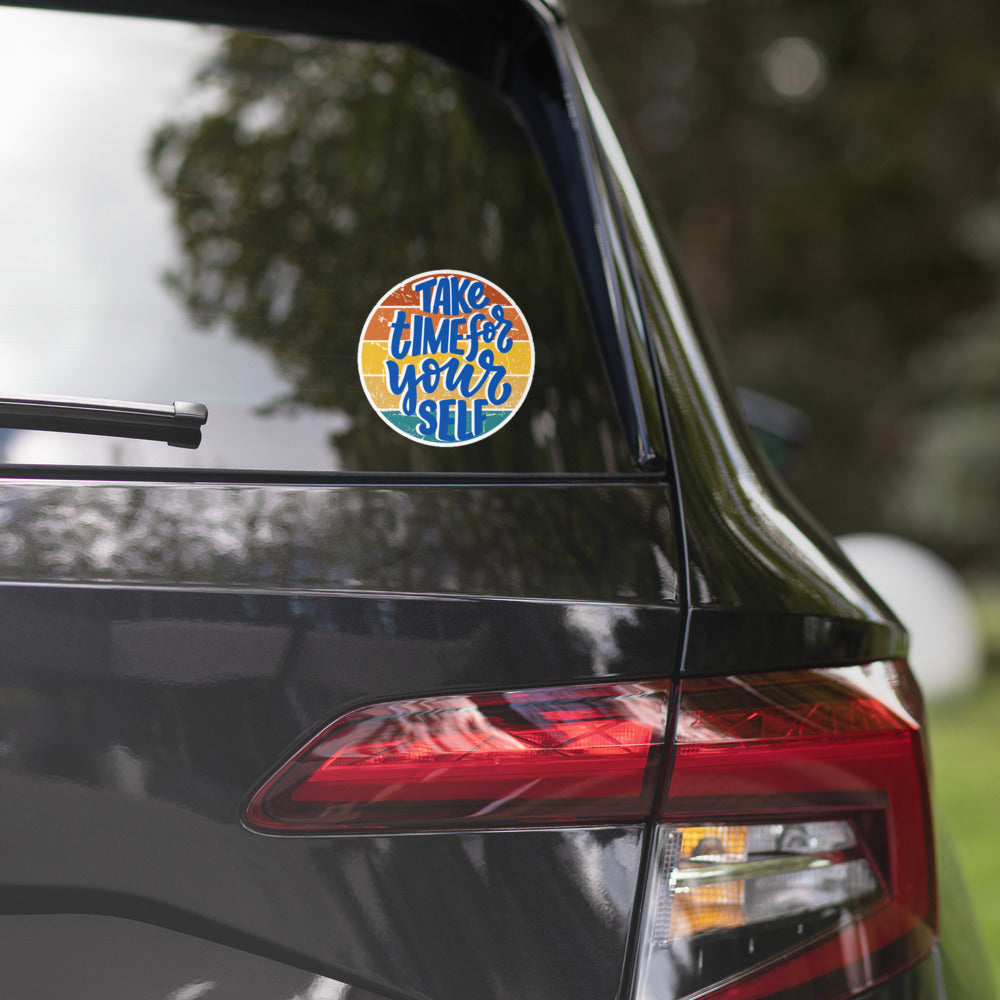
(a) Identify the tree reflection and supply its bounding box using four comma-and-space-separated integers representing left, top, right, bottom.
0, 482, 673, 603
149, 32, 629, 473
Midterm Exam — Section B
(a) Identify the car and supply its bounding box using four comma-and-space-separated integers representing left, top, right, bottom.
0, 1, 992, 999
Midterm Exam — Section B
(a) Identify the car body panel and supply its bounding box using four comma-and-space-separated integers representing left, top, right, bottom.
0, 915, 949, 1000
0, 480, 678, 998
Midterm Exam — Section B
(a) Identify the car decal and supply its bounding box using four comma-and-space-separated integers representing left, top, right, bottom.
358, 269, 534, 447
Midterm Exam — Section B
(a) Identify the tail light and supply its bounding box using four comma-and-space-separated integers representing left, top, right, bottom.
635, 662, 935, 1000
243, 661, 935, 1000
244, 680, 669, 833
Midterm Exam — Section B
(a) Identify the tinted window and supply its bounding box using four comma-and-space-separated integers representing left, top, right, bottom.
0, 6, 632, 473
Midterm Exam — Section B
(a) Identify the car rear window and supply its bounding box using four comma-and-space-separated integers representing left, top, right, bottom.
0, 5, 634, 474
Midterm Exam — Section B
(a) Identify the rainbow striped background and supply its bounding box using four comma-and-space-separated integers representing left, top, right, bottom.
358, 271, 534, 445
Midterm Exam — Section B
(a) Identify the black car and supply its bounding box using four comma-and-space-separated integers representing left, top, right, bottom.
0, 2, 991, 999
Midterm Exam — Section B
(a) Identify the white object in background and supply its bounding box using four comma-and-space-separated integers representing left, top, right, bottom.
837, 533, 984, 701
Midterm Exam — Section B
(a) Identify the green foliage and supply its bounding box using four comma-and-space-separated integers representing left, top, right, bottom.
929, 672, 1000, 986
570, 0, 1000, 564
889, 313, 1000, 559
972, 579, 1000, 665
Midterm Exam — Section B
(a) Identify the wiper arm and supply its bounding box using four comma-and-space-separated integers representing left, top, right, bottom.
0, 394, 208, 449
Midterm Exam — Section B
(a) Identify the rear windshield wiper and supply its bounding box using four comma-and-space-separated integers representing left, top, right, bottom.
0, 394, 208, 448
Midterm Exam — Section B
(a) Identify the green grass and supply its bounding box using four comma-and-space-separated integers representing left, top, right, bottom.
928, 671, 1000, 982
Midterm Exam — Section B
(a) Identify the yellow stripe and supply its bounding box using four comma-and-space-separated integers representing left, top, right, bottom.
360, 341, 533, 377
360, 342, 389, 376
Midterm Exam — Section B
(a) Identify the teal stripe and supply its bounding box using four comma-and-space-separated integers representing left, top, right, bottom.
381, 409, 511, 442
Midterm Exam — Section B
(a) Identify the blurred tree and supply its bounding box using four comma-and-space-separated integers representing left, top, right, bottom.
569, 0, 1000, 567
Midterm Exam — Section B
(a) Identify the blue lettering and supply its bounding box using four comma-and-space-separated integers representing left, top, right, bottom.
384, 359, 418, 415
414, 398, 488, 443
490, 304, 514, 353
410, 314, 425, 354
413, 276, 437, 313
468, 309, 514, 353
448, 317, 467, 355
438, 356, 486, 399
431, 277, 452, 315
421, 314, 450, 354
468, 281, 489, 309
470, 311, 491, 345
383, 328, 514, 427
465, 314, 480, 360
438, 399, 456, 442
450, 275, 473, 314
416, 399, 437, 436
477, 349, 512, 405
455, 399, 475, 442
387, 310, 411, 359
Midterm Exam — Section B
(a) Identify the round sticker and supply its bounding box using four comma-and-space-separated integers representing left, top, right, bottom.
358, 270, 534, 447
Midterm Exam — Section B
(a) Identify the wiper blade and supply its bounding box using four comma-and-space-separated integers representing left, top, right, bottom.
0, 394, 208, 448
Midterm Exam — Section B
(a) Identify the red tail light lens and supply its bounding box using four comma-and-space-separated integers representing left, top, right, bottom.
635, 662, 935, 1000
245, 662, 935, 999
244, 680, 669, 833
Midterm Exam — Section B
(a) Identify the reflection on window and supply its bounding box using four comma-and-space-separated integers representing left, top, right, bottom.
0, 7, 631, 473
